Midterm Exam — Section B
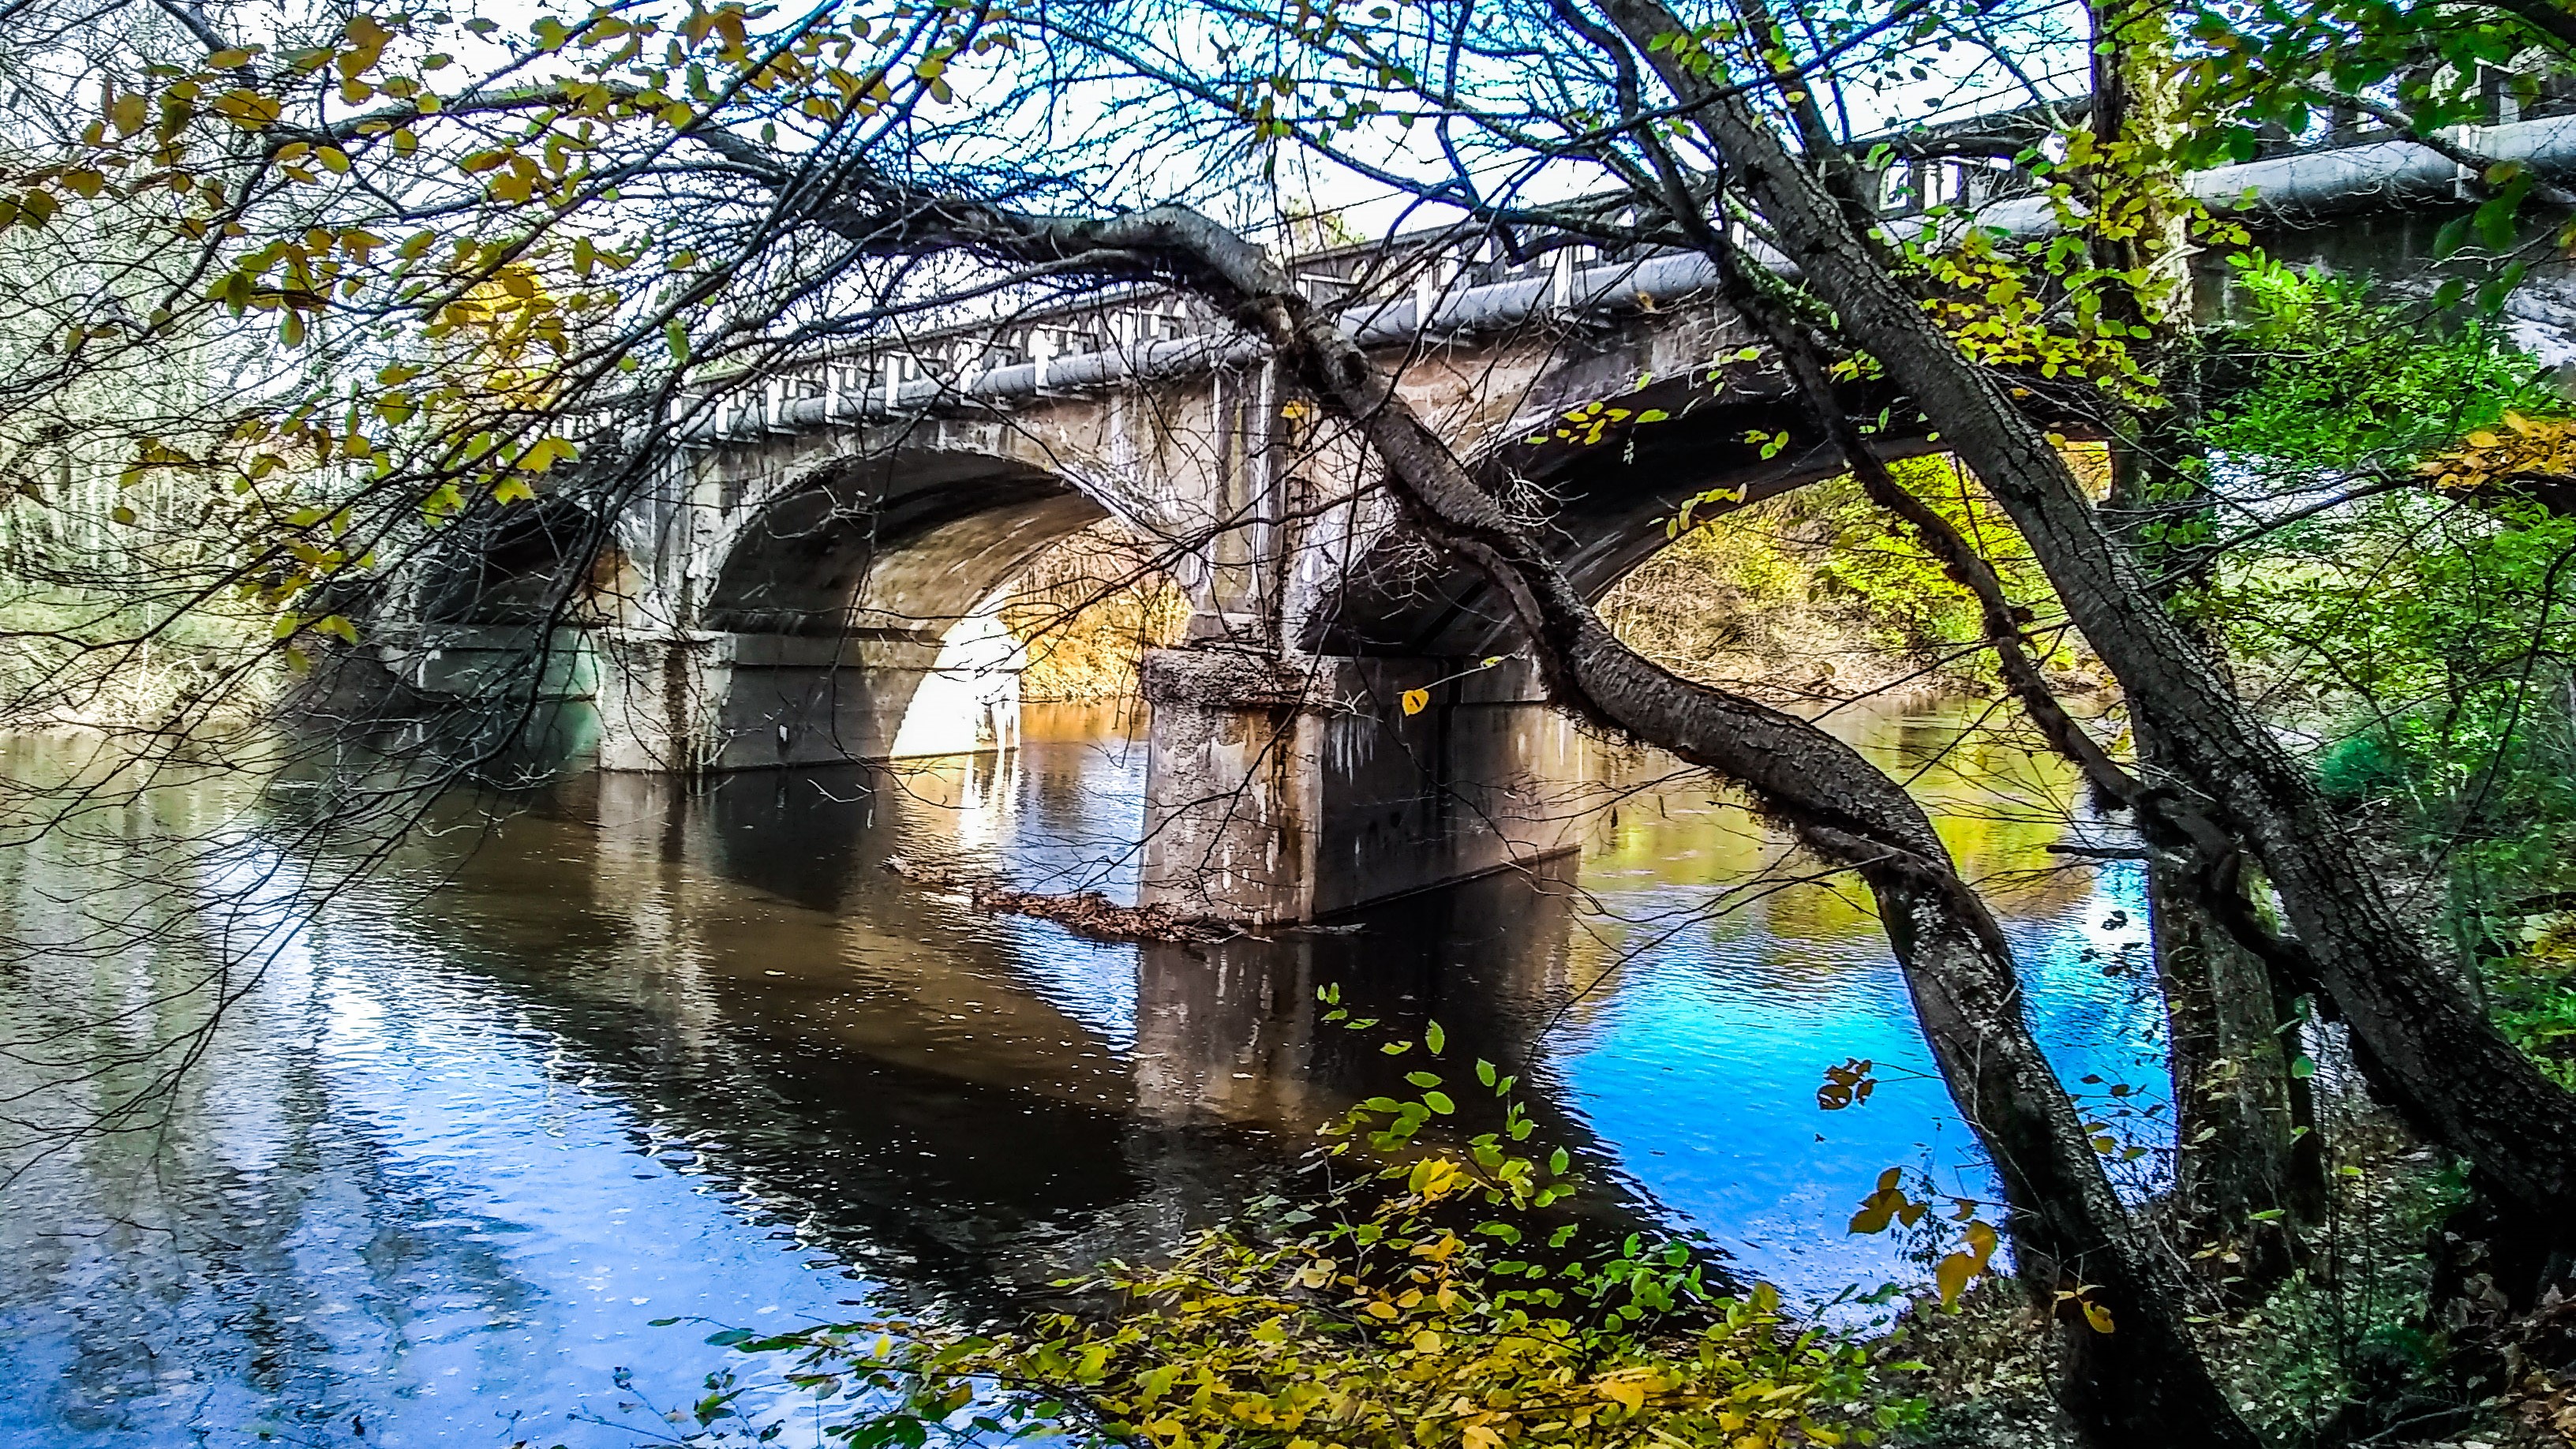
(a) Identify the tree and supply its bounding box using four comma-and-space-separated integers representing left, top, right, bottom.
6, 0, 2575, 1439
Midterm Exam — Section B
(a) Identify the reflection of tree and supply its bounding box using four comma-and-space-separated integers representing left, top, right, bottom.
1566, 702, 2102, 983
1, 807, 582, 1444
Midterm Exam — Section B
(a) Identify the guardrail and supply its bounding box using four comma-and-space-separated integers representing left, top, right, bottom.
664, 109, 2576, 447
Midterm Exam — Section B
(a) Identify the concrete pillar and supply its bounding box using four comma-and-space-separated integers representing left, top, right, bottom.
1137, 650, 1600, 923
596, 628, 731, 772
375, 622, 601, 764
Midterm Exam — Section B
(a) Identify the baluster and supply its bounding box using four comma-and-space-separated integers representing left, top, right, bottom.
1031, 326, 1058, 389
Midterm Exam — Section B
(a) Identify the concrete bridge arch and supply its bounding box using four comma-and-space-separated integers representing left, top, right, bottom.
376, 495, 642, 711
603, 429, 1147, 770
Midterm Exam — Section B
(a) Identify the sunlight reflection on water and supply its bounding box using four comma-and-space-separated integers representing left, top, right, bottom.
0, 700, 2166, 1444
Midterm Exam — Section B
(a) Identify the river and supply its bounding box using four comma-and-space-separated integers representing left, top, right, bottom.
0, 701, 2168, 1447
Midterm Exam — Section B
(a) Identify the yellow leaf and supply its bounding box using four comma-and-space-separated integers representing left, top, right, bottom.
1597, 1378, 1646, 1413
2082, 1299, 2115, 1334
1934, 1251, 1976, 1309
1400, 687, 1429, 716
213, 88, 281, 129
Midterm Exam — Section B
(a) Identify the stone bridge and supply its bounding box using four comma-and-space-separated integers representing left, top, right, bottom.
376, 110, 2576, 923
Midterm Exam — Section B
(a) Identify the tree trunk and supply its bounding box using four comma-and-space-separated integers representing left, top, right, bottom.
2078, 0, 2327, 1289
1593, 0, 2576, 1253
2141, 811, 2323, 1288
1183, 247, 2262, 1449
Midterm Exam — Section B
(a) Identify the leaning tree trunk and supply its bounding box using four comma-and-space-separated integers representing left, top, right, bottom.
1610, 39, 2324, 1290
796, 170, 2262, 1446
1105, 225, 2262, 1447
1285, 312, 2257, 1449
1594, 0, 2576, 1260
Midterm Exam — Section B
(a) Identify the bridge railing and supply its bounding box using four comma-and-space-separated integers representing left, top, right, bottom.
656, 78, 2576, 447
669, 219, 1713, 444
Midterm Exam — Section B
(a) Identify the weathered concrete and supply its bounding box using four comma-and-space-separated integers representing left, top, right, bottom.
1138, 651, 1604, 922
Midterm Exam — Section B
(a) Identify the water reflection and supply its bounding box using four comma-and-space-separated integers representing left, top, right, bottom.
0, 701, 2169, 1446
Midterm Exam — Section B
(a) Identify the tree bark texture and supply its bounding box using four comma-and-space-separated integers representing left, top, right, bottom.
1595, 0, 2576, 1245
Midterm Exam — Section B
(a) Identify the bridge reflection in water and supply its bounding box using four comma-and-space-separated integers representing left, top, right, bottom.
0, 702, 2168, 1446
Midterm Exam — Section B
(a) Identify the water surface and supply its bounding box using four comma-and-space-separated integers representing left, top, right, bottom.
0, 702, 2168, 1447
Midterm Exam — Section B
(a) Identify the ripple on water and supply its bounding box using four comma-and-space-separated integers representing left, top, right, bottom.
0, 700, 2166, 1442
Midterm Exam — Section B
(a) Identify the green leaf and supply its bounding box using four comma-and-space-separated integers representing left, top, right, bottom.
2477, 193, 2522, 253
1424, 1020, 1446, 1055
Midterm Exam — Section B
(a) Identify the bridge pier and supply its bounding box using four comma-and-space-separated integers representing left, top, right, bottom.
1137, 650, 1601, 923
380, 623, 600, 701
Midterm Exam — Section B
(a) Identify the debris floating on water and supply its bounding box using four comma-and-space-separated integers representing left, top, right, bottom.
882, 856, 1239, 944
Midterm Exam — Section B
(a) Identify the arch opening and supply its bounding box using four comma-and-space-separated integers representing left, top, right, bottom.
415, 497, 634, 627
692, 447, 1119, 766
1590, 447, 2114, 707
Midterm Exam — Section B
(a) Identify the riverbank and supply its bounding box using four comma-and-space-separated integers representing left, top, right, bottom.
1595, 466, 2111, 709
